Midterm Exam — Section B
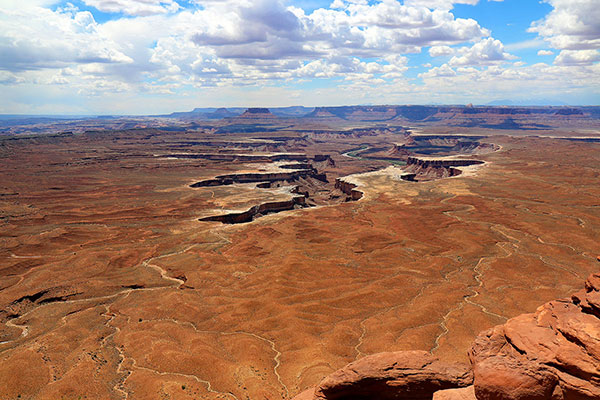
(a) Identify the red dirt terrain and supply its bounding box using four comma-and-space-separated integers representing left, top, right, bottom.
293, 270, 600, 400
0, 111, 599, 399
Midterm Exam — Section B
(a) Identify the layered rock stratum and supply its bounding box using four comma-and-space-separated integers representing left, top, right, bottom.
292, 272, 600, 400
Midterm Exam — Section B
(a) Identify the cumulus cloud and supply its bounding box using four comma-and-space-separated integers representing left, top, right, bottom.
191, 0, 303, 47
449, 37, 515, 66
537, 49, 554, 56
0, 0, 490, 89
554, 49, 600, 65
5, 0, 597, 113
83, 0, 180, 16
529, 0, 600, 50
419, 63, 456, 78
184, 0, 490, 66
0, 5, 132, 72
133, 0, 489, 85
417, 61, 599, 105
0, 0, 58, 9
429, 45, 454, 57
404, 0, 479, 10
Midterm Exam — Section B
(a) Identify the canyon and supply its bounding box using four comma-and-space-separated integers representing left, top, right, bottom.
0, 106, 599, 399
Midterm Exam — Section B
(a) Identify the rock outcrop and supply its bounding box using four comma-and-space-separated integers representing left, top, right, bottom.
169, 152, 307, 163
199, 196, 306, 224
299, 351, 473, 400
469, 272, 600, 400
433, 386, 477, 400
334, 178, 363, 201
406, 157, 484, 169
401, 157, 484, 181
190, 169, 321, 188
292, 272, 600, 400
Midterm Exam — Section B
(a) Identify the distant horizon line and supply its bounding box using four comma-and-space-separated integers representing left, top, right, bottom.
2, 103, 599, 118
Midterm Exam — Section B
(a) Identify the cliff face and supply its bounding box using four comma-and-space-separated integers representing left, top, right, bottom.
401, 157, 484, 181
292, 272, 600, 400
334, 179, 363, 201
190, 169, 318, 187
406, 157, 484, 168
199, 197, 306, 224
170, 153, 307, 162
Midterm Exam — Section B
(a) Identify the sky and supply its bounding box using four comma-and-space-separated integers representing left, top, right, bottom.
0, 0, 599, 114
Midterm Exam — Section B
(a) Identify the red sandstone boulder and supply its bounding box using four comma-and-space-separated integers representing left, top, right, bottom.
473, 356, 558, 400
294, 388, 317, 400
313, 350, 472, 400
433, 386, 477, 400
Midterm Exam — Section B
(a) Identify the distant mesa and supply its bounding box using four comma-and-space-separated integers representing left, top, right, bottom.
303, 107, 347, 123
305, 107, 339, 118
205, 107, 238, 119
157, 104, 600, 126
554, 108, 584, 116
235, 107, 278, 120
298, 105, 598, 127
245, 108, 271, 114
270, 106, 315, 117
166, 107, 243, 120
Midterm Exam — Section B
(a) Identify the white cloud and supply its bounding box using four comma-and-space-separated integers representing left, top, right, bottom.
144, 0, 489, 83
419, 63, 456, 77
2, 0, 597, 113
330, 0, 368, 8
0, 0, 59, 9
0, 5, 132, 72
554, 49, 600, 66
0, 71, 25, 84
49, 74, 69, 85
404, 0, 479, 10
449, 37, 515, 66
0, 0, 490, 90
429, 45, 454, 57
82, 0, 180, 16
418, 61, 599, 104
537, 49, 554, 56
529, 0, 600, 50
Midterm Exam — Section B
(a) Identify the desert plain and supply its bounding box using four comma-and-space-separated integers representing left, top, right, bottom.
1, 106, 599, 399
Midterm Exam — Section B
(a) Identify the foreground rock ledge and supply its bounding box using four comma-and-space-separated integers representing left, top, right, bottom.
316, 351, 472, 400
293, 273, 600, 400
